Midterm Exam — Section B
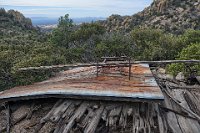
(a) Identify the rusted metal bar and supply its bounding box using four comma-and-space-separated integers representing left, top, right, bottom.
129, 58, 131, 80
96, 60, 99, 77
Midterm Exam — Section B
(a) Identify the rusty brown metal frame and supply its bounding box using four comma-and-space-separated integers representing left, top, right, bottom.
96, 56, 132, 80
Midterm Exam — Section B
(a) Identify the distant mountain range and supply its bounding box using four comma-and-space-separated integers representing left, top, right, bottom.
31, 17, 106, 25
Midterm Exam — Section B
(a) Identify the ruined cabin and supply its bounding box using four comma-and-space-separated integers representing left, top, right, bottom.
0, 57, 200, 133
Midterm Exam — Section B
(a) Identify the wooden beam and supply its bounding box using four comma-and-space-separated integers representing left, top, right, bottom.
169, 85, 200, 90
134, 60, 200, 64
101, 56, 128, 59
159, 106, 197, 120
163, 87, 200, 122
6, 103, 10, 133
84, 105, 105, 133
18, 60, 200, 71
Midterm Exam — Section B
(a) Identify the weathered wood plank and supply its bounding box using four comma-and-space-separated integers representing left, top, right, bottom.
84, 105, 105, 133
161, 86, 183, 133
6, 103, 10, 133
18, 60, 200, 71
41, 99, 64, 123
62, 102, 88, 133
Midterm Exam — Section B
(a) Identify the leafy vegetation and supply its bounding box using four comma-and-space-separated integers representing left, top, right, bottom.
131, 28, 181, 60
95, 33, 133, 58
50, 14, 74, 48
166, 30, 200, 76
0, 9, 67, 90
167, 43, 200, 76
0, 8, 199, 91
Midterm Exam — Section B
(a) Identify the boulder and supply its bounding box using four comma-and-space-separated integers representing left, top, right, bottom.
166, 74, 174, 80
194, 2, 199, 6
176, 7, 184, 13
196, 76, 200, 84
157, 68, 166, 74
176, 72, 185, 81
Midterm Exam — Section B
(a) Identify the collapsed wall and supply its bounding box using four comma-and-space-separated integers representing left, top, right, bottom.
0, 70, 200, 133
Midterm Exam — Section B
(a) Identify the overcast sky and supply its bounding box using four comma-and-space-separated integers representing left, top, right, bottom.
1, 0, 153, 18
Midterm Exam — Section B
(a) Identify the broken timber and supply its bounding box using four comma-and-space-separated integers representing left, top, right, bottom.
0, 69, 200, 133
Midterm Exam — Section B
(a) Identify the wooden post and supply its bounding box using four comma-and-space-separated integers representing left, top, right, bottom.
6, 103, 10, 133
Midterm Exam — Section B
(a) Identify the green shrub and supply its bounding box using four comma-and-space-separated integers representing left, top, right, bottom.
131, 28, 182, 60
167, 43, 200, 76
95, 33, 133, 58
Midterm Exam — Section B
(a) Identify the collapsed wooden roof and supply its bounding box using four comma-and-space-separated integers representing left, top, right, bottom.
0, 63, 164, 103
0, 69, 200, 133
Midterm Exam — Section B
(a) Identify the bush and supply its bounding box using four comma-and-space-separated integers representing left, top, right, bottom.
0, 50, 15, 90
130, 28, 182, 60
181, 30, 200, 46
167, 43, 200, 76
0, 42, 68, 90
95, 33, 134, 58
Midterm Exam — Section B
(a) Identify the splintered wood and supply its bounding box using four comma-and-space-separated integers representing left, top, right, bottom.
0, 100, 160, 133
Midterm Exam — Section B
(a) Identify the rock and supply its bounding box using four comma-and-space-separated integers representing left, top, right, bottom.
196, 76, 200, 84
157, 68, 166, 74
176, 7, 184, 13
157, 73, 165, 79
100, 0, 200, 33
152, 17, 161, 23
176, 72, 185, 81
179, 82, 186, 86
166, 74, 174, 80
194, 2, 199, 6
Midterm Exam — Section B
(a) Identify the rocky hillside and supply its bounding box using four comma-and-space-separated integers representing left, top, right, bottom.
0, 8, 35, 31
0, 8, 45, 45
99, 0, 200, 33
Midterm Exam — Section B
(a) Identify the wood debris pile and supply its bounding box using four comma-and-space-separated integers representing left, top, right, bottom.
0, 70, 200, 133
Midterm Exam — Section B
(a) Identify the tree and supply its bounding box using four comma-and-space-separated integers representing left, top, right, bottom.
70, 23, 105, 46
50, 14, 73, 48
0, 8, 6, 16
